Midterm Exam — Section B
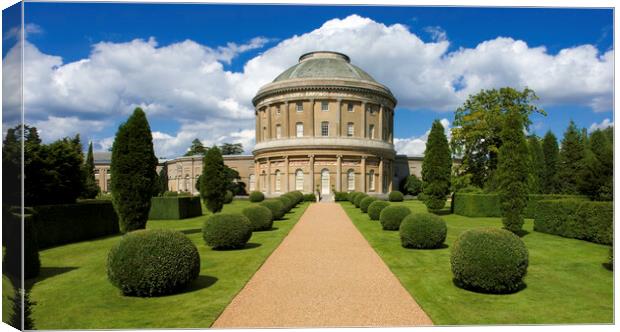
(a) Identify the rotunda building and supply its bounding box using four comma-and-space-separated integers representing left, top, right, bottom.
252, 51, 397, 196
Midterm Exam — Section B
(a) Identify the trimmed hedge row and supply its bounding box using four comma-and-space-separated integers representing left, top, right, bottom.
149, 197, 202, 220
534, 199, 612, 245
453, 193, 587, 218
3, 207, 40, 279
32, 200, 120, 249
334, 191, 349, 201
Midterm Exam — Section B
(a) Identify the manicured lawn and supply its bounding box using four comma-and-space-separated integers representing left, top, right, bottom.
29, 200, 309, 329
2, 274, 14, 323
341, 200, 613, 325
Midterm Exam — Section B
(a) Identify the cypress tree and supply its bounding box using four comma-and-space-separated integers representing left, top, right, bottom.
110, 108, 158, 233
541, 131, 560, 194
421, 120, 452, 211
557, 121, 586, 194
200, 145, 227, 213
81, 141, 100, 198
497, 108, 529, 234
578, 129, 613, 200
526, 135, 545, 194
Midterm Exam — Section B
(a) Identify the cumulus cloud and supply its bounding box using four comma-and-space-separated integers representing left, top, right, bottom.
8, 14, 613, 157
394, 118, 450, 156
589, 118, 613, 132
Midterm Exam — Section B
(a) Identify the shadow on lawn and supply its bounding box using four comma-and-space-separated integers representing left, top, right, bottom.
254, 227, 279, 232
212, 243, 262, 251
25, 266, 79, 291
404, 243, 449, 250
452, 278, 528, 295
180, 228, 202, 235
181, 275, 218, 294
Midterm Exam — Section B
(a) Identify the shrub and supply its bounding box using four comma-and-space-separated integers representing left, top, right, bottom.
348, 192, 359, 203
202, 213, 252, 249
379, 205, 411, 231
32, 200, 119, 249
421, 120, 452, 212
368, 201, 390, 220
534, 199, 612, 245
163, 191, 179, 197
260, 199, 285, 220
354, 193, 368, 208
399, 213, 447, 249
291, 191, 303, 202
278, 195, 293, 213
148, 197, 202, 220
334, 191, 349, 201
451, 228, 528, 293
388, 191, 404, 202
303, 193, 316, 202
453, 193, 587, 218
107, 229, 200, 296
249, 191, 265, 202
402, 175, 423, 196
360, 196, 377, 213
223, 190, 234, 204
242, 205, 273, 231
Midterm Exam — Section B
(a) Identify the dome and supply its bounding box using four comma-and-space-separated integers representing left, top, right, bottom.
273, 51, 377, 83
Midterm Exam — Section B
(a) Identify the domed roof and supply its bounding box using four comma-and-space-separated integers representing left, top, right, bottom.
273, 51, 377, 83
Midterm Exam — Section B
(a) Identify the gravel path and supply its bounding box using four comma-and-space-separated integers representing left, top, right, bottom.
212, 202, 433, 328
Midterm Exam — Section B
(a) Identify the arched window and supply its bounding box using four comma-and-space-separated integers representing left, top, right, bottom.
347, 169, 355, 191
320, 169, 330, 195
369, 170, 375, 191
295, 169, 304, 191
249, 174, 256, 191
275, 170, 281, 192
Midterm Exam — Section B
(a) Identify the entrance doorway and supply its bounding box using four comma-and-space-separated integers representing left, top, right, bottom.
321, 169, 330, 195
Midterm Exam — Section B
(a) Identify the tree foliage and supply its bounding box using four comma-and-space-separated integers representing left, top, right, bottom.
422, 120, 452, 211
220, 143, 243, 155
401, 174, 423, 196
541, 131, 560, 194
81, 141, 100, 199
578, 128, 613, 200
557, 121, 586, 194
451, 87, 545, 187
496, 107, 529, 234
184, 138, 207, 156
526, 135, 545, 194
110, 108, 158, 233
199, 145, 227, 213
2, 126, 22, 206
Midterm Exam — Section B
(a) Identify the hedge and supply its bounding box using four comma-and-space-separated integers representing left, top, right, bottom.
453, 193, 587, 218
303, 193, 316, 202
534, 199, 612, 245
32, 200, 120, 249
354, 193, 368, 208
3, 207, 40, 279
334, 191, 349, 201
148, 197, 202, 220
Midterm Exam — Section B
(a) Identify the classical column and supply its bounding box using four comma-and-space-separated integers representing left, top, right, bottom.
255, 109, 260, 142
378, 157, 384, 194
266, 105, 272, 140
284, 101, 289, 138
309, 154, 315, 193
310, 99, 315, 137
336, 154, 342, 192
254, 160, 259, 192
379, 105, 384, 141
336, 99, 342, 136
284, 156, 289, 192
361, 101, 367, 138
360, 156, 367, 193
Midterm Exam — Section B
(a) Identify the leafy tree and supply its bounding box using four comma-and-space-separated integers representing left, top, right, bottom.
496, 107, 529, 234
400, 175, 423, 196
541, 131, 560, 194
184, 138, 207, 156
422, 120, 452, 211
81, 141, 100, 199
578, 129, 613, 200
2, 126, 21, 206
526, 135, 545, 194
557, 121, 586, 194
451, 87, 545, 187
220, 143, 243, 155
110, 108, 158, 233
200, 145, 227, 213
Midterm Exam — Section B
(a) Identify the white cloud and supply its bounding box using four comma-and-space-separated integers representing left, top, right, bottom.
32, 116, 108, 142
10, 14, 613, 158
3, 23, 43, 41
394, 118, 451, 156
589, 118, 613, 132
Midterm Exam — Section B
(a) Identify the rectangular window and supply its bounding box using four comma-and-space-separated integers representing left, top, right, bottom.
276, 105, 281, 116
276, 125, 282, 139
348, 103, 354, 112
296, 122, 304, 137
321, 101, 329, 111
369, 124, 375, 139
321, 121, 329, 137
347, 123, 354, 137
296, 102, 303, 112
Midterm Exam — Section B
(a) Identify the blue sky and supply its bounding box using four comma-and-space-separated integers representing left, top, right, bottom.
2, 2, 614, 157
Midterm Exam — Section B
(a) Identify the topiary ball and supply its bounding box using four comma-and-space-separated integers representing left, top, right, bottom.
278, 195, 293, 212
399, 213, 447, 249
223, 190, 234, 204
303, 193, 316, 202
360, 196, 377, 213
451, 227, 529, 294
202, 213, 252, 249
354, 193, 368, 208
348, 192, 359, 203
260, 199, 285, 219
249, 191, 265, 202
107, 229, 200, 297
283, 193, 298, 207
368, 201, 390, 220
379, 205, 411, 230
388, 191, 404, 202
242, 205, 273, 231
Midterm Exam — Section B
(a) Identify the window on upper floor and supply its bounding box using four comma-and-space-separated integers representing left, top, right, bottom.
321, 121, 329, 137
347, 123, 354, 137
296, 102, 303, 112
348, 103, 354, 112
296, 122, 304, 137
321, 101, 329, 111
276, 124, 282, 139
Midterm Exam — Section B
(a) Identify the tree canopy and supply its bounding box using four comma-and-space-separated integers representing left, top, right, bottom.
220, 143, 243, 155
199, 145, 227, 213
184, 138, 207, 156
421, 120, 452, 211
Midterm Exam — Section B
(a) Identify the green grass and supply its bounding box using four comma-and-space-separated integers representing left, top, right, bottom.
2, 274, 14, 323
341, 200, 613, 325
29, 200, 309, 329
